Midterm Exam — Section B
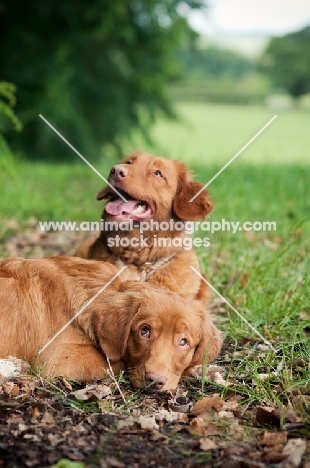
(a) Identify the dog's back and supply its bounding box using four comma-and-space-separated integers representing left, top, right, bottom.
0, 257, 127, 362
0, 258, 71, 361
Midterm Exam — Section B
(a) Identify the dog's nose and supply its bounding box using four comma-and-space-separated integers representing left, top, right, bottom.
145, 372, 167, 391
110, 165, 129, 180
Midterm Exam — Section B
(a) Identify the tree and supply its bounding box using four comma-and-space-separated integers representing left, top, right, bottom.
262, 25, 310, 100
176, 45, 254, 80
0, 0, 202, 160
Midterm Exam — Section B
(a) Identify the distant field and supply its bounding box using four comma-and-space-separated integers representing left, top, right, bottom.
126, 103, 310, 165
0, 102, 309, 224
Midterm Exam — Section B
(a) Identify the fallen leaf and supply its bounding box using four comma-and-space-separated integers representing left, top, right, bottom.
199, 437, 217, 451
155, 409, 188, 423
240, 272, 249, 288
190, 417, 218, 436
24, 434, 40, 442
102, 457, 125, 468
260, 431, 287, 446
225, 445, 246, 455
256, 369, 280, 380
222, 400, 239, 411
6, 414, 24, 425
255, 344, 270, 351
149, 429, 168, 443
217, 410, 234, 419
71, 384, 111, 401
282, 438, 306, 467
137, 415, 159, 430
190, 365, 227, 385
47, 433, 63, 447
18, 423, 28, 433
193, 394, 223, 415
41, 412, 55, 425
6, 220, 20, 230
248, 451, 263, 460
256, 407, 280, 427
205, 365, 227, 385
117, 416, 136, 430
263, 444, 285, 454
228, 422, 246, 439
273, 407, 303, 424
2, 381, 15, 394
262, 452, 288, 463
30, 407, 41, 419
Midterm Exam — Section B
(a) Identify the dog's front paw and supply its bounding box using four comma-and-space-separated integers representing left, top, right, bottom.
189, 364, 226, 385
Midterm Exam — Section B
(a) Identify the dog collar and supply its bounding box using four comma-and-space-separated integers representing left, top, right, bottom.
114, 251, 177, 282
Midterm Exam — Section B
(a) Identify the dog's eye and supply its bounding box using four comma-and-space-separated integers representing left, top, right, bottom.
125, 159, 133, 164
179, 338, 188, 347
140, 325, 151, 338
154, 170, 163, 177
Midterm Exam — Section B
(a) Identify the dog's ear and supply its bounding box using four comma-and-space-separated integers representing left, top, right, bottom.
93, 293, 142, 361
96, 186, 111, 200
189, 308, 222, 368
172, 161, 213, 221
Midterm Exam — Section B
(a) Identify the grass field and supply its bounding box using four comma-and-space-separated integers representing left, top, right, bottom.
126, 102, 310, 165
0, 103, 309, 465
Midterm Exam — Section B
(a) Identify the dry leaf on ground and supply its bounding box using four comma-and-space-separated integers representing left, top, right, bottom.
155, 409, 188, 423
199, 437, 218, 451
71, 384, 111, 401
281, 438, 307, 467
190, 417, 218, 436
137, 415, 159, 430
260, 431, 288, 446
192, 394, 223, 415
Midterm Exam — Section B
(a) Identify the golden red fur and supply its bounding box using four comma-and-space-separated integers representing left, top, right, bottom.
0, 256, 222, 391
76, 151, 213, 303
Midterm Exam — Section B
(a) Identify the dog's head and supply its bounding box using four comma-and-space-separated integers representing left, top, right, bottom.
96, 151, 213, 224
93, 282, 222, 391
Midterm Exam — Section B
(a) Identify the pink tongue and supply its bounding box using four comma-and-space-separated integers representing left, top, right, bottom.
106, 199, 139, 215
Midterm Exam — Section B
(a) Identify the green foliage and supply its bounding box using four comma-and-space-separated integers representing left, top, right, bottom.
262, 25, 310, 99
169, 74, 268, 104
52, 461, 84, 468
170, 44, 268, 104
176, 44, 255, 80
0, 0, 203, 161
0, 81, 22, 174
0, 82, 22, 133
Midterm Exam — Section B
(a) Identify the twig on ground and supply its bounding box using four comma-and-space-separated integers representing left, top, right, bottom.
105, 357, 127, 405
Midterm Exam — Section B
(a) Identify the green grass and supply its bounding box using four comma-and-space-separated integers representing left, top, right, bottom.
125, 103, 310, 165
0, 102, 309, 416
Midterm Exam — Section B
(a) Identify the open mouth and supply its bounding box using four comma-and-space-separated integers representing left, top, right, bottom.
105, 189, 155, 221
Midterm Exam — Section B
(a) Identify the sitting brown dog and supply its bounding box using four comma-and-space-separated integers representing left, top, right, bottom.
76, 151, 213, 304
0, 256, 222, 391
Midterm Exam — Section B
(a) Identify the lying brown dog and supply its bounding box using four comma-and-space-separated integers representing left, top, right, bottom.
76, 151, 213, 304
0, 256, 222, 391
